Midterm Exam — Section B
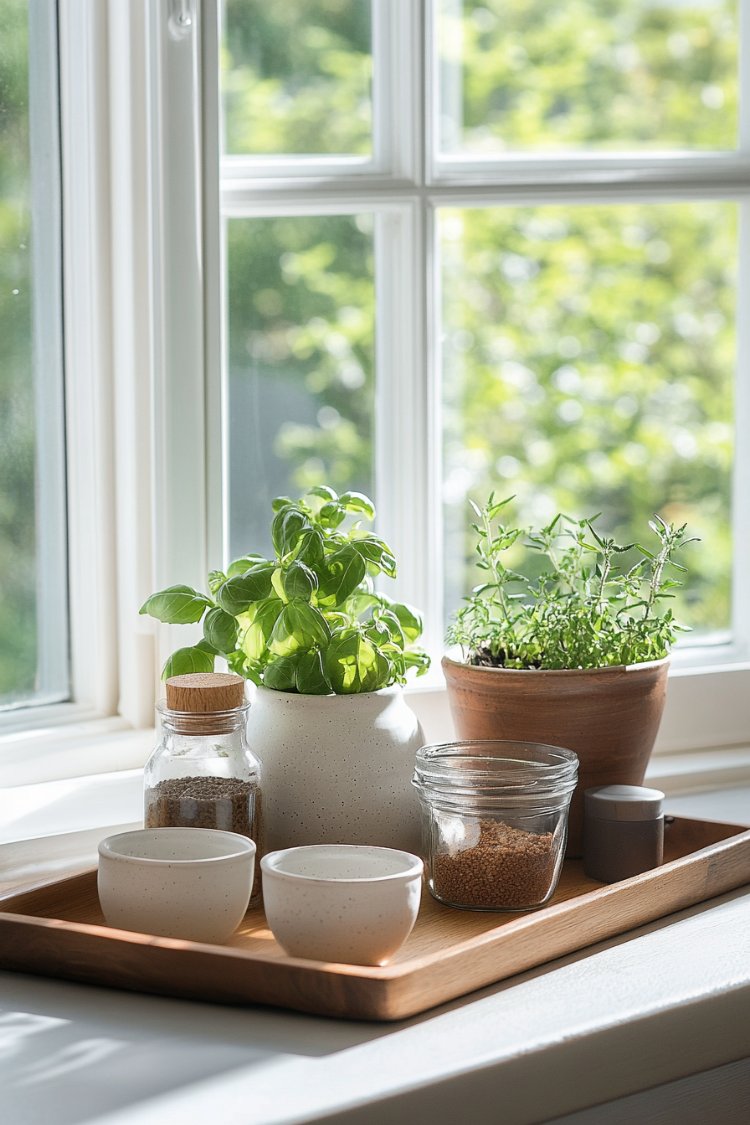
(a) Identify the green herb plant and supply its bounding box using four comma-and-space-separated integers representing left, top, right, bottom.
140, 487, 430, 694
446, 495, 697, 670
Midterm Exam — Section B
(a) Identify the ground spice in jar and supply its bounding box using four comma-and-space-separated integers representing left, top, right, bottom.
145, 775, 260, 838
145, 775, 263, 898
431, 819, 557, 910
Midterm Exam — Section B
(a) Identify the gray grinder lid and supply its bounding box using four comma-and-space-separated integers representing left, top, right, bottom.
584, 784, 665, 822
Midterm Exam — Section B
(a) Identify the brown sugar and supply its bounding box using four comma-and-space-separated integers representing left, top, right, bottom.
432, 819, 557, 910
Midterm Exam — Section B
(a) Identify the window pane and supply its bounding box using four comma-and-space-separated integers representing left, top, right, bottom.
441, 203, 736, 637
438, 0, 738, 154
222, 0, 373, 157
226, 214, 375, 559
0, 0, 68, 710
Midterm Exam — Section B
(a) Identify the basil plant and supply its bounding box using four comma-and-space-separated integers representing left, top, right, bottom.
140, 487, 430, 695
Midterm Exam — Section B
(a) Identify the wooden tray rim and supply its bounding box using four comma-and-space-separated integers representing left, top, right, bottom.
1, 817, 750, 1020
1, 817, 749, 981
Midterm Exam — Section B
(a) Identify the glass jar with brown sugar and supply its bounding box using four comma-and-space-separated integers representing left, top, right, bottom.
144, 673, 262, 893
412, 740, 578, 911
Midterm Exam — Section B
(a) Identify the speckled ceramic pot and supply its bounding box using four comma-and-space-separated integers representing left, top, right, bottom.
97, 828, 255, 944
261, 844, 423, 965
247, 686, 424, 854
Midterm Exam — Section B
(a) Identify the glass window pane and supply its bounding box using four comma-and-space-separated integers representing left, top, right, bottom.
222, 0, 373, 157
440, 202, 736, 638
438, 0, 738, 154
226, 214, 375, 559
0, 0, 68, 710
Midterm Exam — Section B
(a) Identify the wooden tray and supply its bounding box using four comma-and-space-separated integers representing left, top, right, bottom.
1, 816, 748, 1022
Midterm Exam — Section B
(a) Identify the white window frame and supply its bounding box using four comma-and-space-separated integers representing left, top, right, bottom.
0, 0, 165, 781
1, 0, 115, 740
208, 0, 750, 739
3, 0, 750, 789
1, 0, 69, 723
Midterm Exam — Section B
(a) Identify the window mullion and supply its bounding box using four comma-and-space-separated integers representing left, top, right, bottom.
146, 1, 210, 687
374, 1, 441, 660
202, 0, 225, 571
731, 198, 750, 659
29, 0, 68, 703
58, 0, 119, 720
374, 205, 440, 654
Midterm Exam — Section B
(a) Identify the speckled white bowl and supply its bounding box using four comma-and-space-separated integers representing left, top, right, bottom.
98, 828, 255, 944
261, 844, 423, 965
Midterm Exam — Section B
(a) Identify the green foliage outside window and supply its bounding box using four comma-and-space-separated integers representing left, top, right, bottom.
222, 0, 737, 637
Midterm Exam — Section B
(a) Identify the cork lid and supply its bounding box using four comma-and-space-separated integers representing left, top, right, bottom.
165, 673, 246, 714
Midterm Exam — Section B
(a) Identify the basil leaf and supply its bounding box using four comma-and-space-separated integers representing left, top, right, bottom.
203, 606, 239, 654
325, 630, 388, 693
282, 560, 318, 600
162, 641, 215, 680
292, 526, 325, 567
346, 591, 381, 619
317, 546, 367, 607
216, 563, 275, 615
317, 501, 346, 530
223, 649, 265, 688
263, 655, 299, 692
324, 630, 360, 693
140, 585, 211, 624
240, 598, 284, 661
292, 602, 330, 646
272, 505, 311, 557
307, 485, 338, 502
349, 534, 397, 577
208, 570, 226, 595
402, 649, 431, 676
373, 607, 406, 647
295, 649, 332, 695
384, 598, 423, 643
339, 491, 376, 520
227, 554, 269, 579
269, 601, 330, 657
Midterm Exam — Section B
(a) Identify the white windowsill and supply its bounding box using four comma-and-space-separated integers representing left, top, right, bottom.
3, 671, 750, 797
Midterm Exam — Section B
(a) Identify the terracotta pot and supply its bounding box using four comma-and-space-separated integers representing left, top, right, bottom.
246, 685, 424, 854
441, 654, 670, 856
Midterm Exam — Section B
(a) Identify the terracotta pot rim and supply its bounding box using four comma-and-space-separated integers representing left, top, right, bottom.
442, 652, 671, 677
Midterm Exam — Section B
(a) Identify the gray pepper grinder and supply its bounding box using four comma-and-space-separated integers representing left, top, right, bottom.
583, 784, 665, 883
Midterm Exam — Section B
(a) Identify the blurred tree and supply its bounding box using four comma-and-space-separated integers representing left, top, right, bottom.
222, 0, 737, 636
222, 0, 372, 155
441, 202, 735, 630
442, 0, 737, 152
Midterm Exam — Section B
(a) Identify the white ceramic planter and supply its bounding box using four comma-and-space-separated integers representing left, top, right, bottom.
247, 686, 424, 854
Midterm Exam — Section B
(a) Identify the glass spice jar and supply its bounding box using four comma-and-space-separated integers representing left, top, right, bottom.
412, 740, 578, 911
144, 673, 262, 897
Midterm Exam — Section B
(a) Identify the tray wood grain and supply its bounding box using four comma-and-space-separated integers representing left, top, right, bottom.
0, 816, 748, 1021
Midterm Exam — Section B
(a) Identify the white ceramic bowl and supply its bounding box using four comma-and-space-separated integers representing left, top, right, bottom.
98, 828, 255, 944
261, 844, 423, 965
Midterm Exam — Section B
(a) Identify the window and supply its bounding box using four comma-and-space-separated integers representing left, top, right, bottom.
3, 1, 749, 776
215, 0, 746, 667
0, 0, 68, 714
